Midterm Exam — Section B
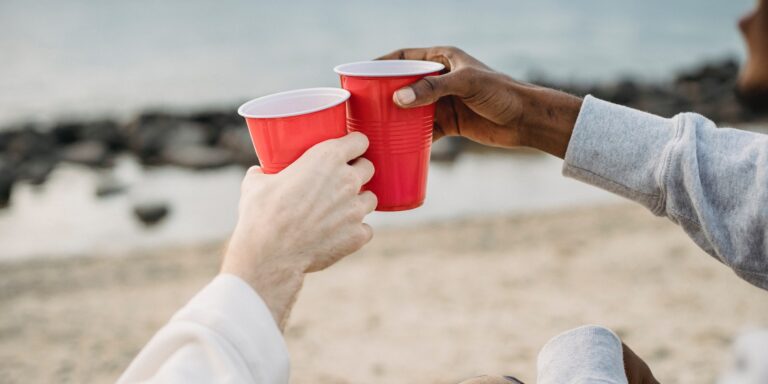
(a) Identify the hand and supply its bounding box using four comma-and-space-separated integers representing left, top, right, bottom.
622, 343, 659, 384
378, 46, 583, 158
221, 132, 377, 330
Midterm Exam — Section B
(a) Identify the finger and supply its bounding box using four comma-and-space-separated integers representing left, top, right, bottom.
376, 47, 429, 61
246, 165, 264, 176
393, 71, 466, 108
327, 132, 369, 162
350, 157, 374, 186
622, 343, 659, 384
241, 166, 266, 190
360, 222, 374, 244
377, 46, 465, 69
357, 190, 378, 214
433, 96, 456, 141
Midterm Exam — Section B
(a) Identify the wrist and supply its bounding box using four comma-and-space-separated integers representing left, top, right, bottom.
221, 247, 305, 331
516, 84, 583, 158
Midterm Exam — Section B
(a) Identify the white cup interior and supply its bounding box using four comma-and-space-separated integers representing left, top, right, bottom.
334, 60, 445, 77
238, 88, 350, 119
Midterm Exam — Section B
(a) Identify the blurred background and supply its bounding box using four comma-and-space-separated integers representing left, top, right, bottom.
1, 0, 767, 383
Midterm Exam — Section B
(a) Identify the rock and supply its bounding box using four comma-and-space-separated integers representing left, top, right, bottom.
51, 122, 83, 145
16, 158, 56, 185
123, 113, 209, 165
160, 145, 234, 170
189, 110, 241, 144
0, 130, 15, 151
60, 141, 110, 167
430, 136, 464, 162
0, 159, 14, 209
82, 120, 125, 151
4, 126, 55, 163
676, 59, 739, 85
95, 176, 127, 198
133, 202, 170, 226
189, 110, 241, 129
217, 127, 259, 167
52, 120, 124, 149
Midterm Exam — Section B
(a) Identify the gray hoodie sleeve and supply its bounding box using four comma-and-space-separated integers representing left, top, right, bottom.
537, 325, 628, 384
563, 95, 768, 290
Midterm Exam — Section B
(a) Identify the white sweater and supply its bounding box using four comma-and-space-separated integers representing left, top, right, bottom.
117, 274, 290, 383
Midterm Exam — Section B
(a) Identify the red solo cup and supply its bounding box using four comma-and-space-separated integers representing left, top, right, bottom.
237, 88, 350, 174
334, 60, 445, 211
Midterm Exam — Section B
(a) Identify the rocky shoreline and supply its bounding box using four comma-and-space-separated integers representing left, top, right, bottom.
1, 58, 765, 211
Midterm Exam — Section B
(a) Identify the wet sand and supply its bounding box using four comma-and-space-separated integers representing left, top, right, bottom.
1, 203, 767, 383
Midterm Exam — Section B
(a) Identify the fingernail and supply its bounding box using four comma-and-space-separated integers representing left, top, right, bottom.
394, 87, 416, 105
503, 376, 524, 384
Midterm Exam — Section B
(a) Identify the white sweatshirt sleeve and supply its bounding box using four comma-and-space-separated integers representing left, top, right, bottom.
117, 274, 290, 384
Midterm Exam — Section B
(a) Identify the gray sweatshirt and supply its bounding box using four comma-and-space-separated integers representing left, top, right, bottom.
566, 95, 768, 290
537, 95, 768, 384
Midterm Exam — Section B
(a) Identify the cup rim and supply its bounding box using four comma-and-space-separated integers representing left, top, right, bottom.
333, 60, 445, 77
237, 87, 350, 119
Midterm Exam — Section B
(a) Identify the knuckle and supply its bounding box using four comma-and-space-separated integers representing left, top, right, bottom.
340, 181, 357, 197
345, 206, 362, 223
341, 167, 358, 184
438, 45, 463, 56
421, 76, 441, 93
453, 66, 476, 78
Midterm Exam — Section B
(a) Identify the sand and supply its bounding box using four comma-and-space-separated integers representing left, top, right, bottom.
1, 203, 767, 384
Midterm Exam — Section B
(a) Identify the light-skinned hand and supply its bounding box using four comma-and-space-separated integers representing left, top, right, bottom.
221, 132, 377, 330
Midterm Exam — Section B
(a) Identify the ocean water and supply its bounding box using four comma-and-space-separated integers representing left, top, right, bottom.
0, 153, 622, 260
0, 0, 754, 127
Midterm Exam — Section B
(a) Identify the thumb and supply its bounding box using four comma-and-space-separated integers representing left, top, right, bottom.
393, 72, 460, 108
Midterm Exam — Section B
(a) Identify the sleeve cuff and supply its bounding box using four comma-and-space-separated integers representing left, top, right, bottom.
172, 274, 290, 383
537, 325, 627, 384
563, 95, 680, 214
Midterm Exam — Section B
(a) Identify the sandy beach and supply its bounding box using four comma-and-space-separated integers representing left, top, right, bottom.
1, 202, 767, 384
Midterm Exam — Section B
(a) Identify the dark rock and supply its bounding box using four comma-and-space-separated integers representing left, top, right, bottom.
83, 120, 125, 151
604, 79, 640, 105
60, 141, 110, 167
0, 158, 15, 209
16, 158, 56, 185
676, 59, 739, 85
160, 145, 234, 170
95, 176, 127, 198
123, 113, 209, 165
430, 136, 464, 162
217, 127, 259, 167
4, 126, 55, 163
188, 110, 241, 144
52, 120, 125, 150
51, 122, 83, 145
0, 130, 15, 151
133, 202, 170, 226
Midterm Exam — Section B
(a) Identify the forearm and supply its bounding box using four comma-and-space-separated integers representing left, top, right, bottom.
516, 84, 583, 158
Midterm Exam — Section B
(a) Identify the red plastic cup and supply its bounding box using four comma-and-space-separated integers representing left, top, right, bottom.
237, 88, 350, 174
334, 60, 445, 211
